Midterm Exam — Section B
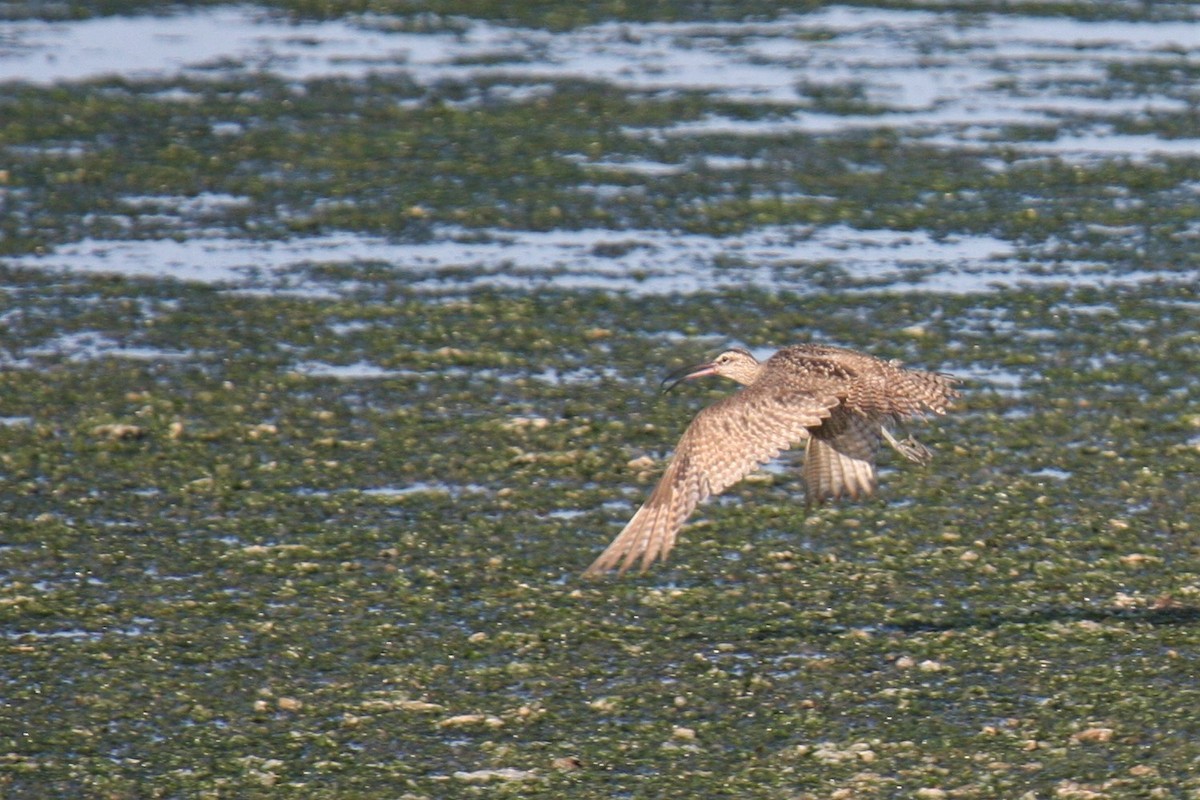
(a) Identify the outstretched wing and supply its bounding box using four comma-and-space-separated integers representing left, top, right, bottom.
802, 413, 882, 504
584, 382, 838, 576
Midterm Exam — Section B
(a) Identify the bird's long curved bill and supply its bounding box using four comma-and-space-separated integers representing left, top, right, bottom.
660, 361, 717, 393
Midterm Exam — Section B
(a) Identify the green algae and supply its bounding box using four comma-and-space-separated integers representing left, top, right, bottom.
0, 269, 1197, 798
5, 72, 1200, 255
2, 1, 1200, 797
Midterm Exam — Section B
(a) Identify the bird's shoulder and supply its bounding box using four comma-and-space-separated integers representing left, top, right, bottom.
685, 373, 839, 439
762, 344, 884, 388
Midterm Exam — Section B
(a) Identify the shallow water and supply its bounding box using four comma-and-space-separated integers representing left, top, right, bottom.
4, 4, 1200, 295
1, 2, 1199, 798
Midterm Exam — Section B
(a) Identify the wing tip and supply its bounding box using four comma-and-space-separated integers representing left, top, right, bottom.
583, 501, 676, 578
581, 549, 662, 578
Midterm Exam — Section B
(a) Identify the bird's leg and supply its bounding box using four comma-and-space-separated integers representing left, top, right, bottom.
882, 426, 932, 465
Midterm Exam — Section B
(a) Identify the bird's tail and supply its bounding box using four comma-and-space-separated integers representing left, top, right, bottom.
899, 369, 960, 415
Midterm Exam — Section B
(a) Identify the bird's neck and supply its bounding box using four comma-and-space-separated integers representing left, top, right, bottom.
732, 363, 765, 386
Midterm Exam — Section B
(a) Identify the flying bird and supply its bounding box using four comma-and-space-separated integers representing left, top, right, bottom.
584, 344, 959, 576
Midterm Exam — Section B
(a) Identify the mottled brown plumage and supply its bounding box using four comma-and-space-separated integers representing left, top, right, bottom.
584, 344, 959, 576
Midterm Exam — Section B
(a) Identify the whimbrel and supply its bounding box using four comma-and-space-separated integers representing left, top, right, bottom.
584, 344, 959, 576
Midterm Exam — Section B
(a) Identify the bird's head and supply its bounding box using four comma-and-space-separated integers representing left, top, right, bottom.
661, 347, 762, 392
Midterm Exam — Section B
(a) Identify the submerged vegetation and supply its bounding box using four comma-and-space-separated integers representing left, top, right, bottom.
1, 272, 1196, 797
0, 0, 1198, 797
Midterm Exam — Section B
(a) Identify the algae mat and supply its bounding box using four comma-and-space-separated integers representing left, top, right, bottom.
1, 276, 1196, 798
1, 2, 1199, 798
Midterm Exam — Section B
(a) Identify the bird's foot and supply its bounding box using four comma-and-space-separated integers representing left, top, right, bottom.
882, 427, 933, 464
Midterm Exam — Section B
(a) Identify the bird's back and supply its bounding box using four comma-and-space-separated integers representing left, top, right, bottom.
766, 344, 957, 417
